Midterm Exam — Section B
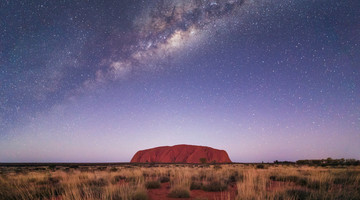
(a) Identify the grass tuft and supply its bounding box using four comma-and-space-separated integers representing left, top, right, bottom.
168, 186, 191, 198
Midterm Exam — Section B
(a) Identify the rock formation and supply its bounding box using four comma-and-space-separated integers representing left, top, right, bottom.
130, 144, 231, 163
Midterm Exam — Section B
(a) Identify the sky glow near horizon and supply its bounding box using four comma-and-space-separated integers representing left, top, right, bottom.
0, 0, 359, 162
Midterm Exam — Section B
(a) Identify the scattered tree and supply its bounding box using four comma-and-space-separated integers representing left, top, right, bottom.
199, 158, 207, 164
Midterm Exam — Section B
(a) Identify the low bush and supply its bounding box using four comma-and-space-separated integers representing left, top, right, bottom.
286, 189, 310, 200
228, 171, 243, 183
307, 180, 320, 190
86, 178, 108, 187
111, 175, 126, 184
145, 180, 161, 189
202, 181, 227, 192
213, 165, 222, 170
159, 176, 170, 183
256, 164, 265, 169
168, 186, 190, 198
110, 167, 118, 172
333, 177, 348, 185
133, 189, 148, 200
190, 182, 203, 190
114, 175, 126, 181
270, 175, 299, 182
297, 178, 308, 186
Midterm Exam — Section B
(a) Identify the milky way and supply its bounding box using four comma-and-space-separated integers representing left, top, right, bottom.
91, 0, 246, 85
0, 0, 359, 162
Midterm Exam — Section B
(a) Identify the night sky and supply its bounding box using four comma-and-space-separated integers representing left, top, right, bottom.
1, 0, 359, 163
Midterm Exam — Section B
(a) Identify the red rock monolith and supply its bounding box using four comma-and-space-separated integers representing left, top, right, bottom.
130, 144, 231, 163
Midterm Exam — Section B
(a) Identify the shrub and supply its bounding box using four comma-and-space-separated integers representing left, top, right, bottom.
126, 176, 137, 183
111, 175, 126, 184
307, 180, 320, 190
86, 178, 108, 187
202, 181, 227, 192
159, 176, 170, 183
48, 177, 61, 184
34, 167, 47, 171
63, 167, 70, 172
228, 171, 243, 183
168, 186, 190, 198
145, 181, 161, 189
269, 175, 276, 181
334, 177, 348, 185
110, 167, 117, 172
190, 182, 203, 190
269, 175, 300, 183
200, 158, 207, 164
297, 178, 308, 186
48, 165, 56, 170
37, 176, 62, 186
114, 175, 126, 181
213, 165, 222, 170
97, 166, 107, 171
286, 189, 310, 200
256, 164, 265, 169
133, 189, 149, 200
285, 176, 299, 182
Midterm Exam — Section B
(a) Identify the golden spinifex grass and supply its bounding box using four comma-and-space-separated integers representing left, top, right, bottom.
0, 164, 359, 200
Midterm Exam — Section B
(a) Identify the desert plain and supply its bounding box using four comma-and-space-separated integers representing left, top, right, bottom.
1, 161, 359, 200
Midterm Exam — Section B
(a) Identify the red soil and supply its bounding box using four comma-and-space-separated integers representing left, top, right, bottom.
147, 182, 237, 200
131, 144, 232, 163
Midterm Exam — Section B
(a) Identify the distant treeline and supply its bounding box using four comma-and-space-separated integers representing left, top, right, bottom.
295, 158, 360, 166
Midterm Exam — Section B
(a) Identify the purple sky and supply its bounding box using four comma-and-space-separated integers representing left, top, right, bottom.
0, 0, 359, 162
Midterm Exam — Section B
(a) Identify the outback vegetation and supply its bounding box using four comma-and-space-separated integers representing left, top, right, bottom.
0, 163, 359, 200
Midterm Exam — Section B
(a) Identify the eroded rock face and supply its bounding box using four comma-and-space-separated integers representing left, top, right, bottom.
130, 144, 231, 163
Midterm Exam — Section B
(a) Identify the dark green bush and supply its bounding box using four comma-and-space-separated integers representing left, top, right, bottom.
228, 171, 243, 183
190, 182, 203, 190
199, 158, 207, 164
202, 181, 227, 192
145, 181, 161, 189
168, 187, 190, 198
